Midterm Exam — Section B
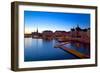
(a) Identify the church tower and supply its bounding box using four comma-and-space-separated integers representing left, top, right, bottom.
36, 28, 38, 34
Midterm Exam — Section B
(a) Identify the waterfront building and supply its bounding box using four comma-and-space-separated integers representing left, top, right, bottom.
54, 31, 70, 42
70, 25, 90, 44
54, 31, 70, 38
42, 30, 54, 40
24, 33, 32, 38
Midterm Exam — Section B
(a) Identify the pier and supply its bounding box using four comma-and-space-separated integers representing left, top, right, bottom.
54, 44, 89, 58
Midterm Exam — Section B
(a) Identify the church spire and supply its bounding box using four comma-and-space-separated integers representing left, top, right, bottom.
76, 24, 81, 31
36, 27, 38, 33
36, 24, 38, 33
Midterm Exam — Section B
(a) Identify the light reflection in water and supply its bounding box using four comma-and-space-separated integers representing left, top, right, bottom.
24, 38, 78, 62
24, 38, 32, 48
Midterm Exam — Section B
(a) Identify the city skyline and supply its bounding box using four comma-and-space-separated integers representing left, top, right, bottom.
24, 11, 90, 34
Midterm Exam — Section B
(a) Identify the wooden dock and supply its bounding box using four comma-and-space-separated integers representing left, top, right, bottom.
55, 45, 88, 58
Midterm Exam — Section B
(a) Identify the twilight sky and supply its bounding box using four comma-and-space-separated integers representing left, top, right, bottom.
24, 11, 90, 34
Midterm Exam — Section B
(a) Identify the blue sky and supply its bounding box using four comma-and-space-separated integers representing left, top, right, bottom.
24, 11, 90, 33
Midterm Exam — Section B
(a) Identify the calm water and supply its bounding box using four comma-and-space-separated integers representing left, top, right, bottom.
64, 43, 90, 56
24, 38, 79, 62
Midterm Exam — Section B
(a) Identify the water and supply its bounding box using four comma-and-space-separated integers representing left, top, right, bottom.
24, 38, 78, 62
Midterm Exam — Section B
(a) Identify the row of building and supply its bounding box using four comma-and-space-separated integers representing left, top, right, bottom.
30, 25, 90, 41
31, 30, 70, 40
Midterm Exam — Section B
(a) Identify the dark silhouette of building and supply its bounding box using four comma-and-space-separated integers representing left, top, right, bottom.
70, 25, 90, 39
42, 30, 53, 40
54, 31, 69, 38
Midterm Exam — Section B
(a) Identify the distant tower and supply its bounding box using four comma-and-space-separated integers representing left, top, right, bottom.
36, 28, 38, 34
76, 24, 81, 31
76, 24, 81, 38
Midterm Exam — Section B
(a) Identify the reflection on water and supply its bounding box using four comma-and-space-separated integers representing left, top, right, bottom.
24, 38, 78, 62
25, 38, 43, 49
24, 38, 32, 48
